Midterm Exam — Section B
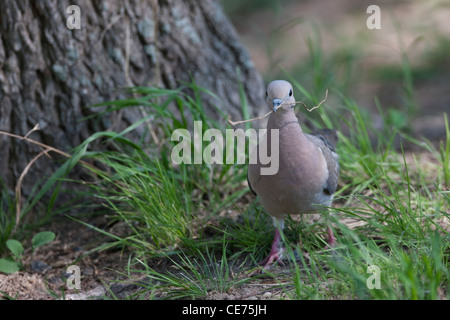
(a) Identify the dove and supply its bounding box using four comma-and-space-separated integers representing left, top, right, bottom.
247, 80, 339, 269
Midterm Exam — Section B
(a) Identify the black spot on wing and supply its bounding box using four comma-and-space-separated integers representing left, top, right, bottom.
310, 129, 338, 152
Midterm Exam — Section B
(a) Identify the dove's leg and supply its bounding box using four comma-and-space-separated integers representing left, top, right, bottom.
259, 218, 285, 269
325, 209, 336, 247
326, 226, 336, 247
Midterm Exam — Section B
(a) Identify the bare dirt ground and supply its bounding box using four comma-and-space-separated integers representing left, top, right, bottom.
0, 216, 132, 300
0, 214, 315, 300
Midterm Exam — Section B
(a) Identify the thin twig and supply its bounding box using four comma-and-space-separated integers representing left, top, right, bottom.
296, 89, 328, 112
0, 130, 99, 172
24, 123, 40, 139
15, 149, 50, 227
227, 89, 328, 127
227, 111, 272, 127
1, 128, 101, 229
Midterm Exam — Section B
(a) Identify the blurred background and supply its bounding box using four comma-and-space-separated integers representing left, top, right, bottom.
223, 0, 450, 148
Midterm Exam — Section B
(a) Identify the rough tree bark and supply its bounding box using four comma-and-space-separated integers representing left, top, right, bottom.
0, 0, 265, 196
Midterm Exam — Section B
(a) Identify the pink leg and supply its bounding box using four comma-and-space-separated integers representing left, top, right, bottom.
258, 228, 284, 269
326, 226, 336, 247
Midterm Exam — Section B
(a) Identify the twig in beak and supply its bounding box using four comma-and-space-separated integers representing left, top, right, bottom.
227, 89, 328, 127
228, 110, 273, 127
296, 89, 328, 112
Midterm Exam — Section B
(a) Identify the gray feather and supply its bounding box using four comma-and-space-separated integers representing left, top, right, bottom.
306, 129, 340, 196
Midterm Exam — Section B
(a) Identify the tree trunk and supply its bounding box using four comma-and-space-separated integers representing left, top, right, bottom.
0, 0, 265, 196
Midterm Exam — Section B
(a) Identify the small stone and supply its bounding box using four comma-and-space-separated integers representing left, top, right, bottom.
65, 286, 106, 300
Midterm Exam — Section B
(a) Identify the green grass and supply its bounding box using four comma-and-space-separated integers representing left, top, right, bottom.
1, 78, 448, 299
53, 78, 447, 300
3, 77, 447, 300
0, 179, 16, 254
127, 240, 251, 299
0, 147, 83, 257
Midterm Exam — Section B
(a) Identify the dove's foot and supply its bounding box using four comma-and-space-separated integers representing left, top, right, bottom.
258, 228, 284, 269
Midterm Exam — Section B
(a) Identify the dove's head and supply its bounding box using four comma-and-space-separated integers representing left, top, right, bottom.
265, 80, 295, 113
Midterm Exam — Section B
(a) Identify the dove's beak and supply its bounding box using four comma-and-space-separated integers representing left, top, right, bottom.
272, 99, 283, 113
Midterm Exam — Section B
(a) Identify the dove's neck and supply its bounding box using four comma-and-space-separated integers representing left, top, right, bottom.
267, 110, 302, 131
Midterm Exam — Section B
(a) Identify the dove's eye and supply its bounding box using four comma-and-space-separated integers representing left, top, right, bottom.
289, 89, 293, 97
